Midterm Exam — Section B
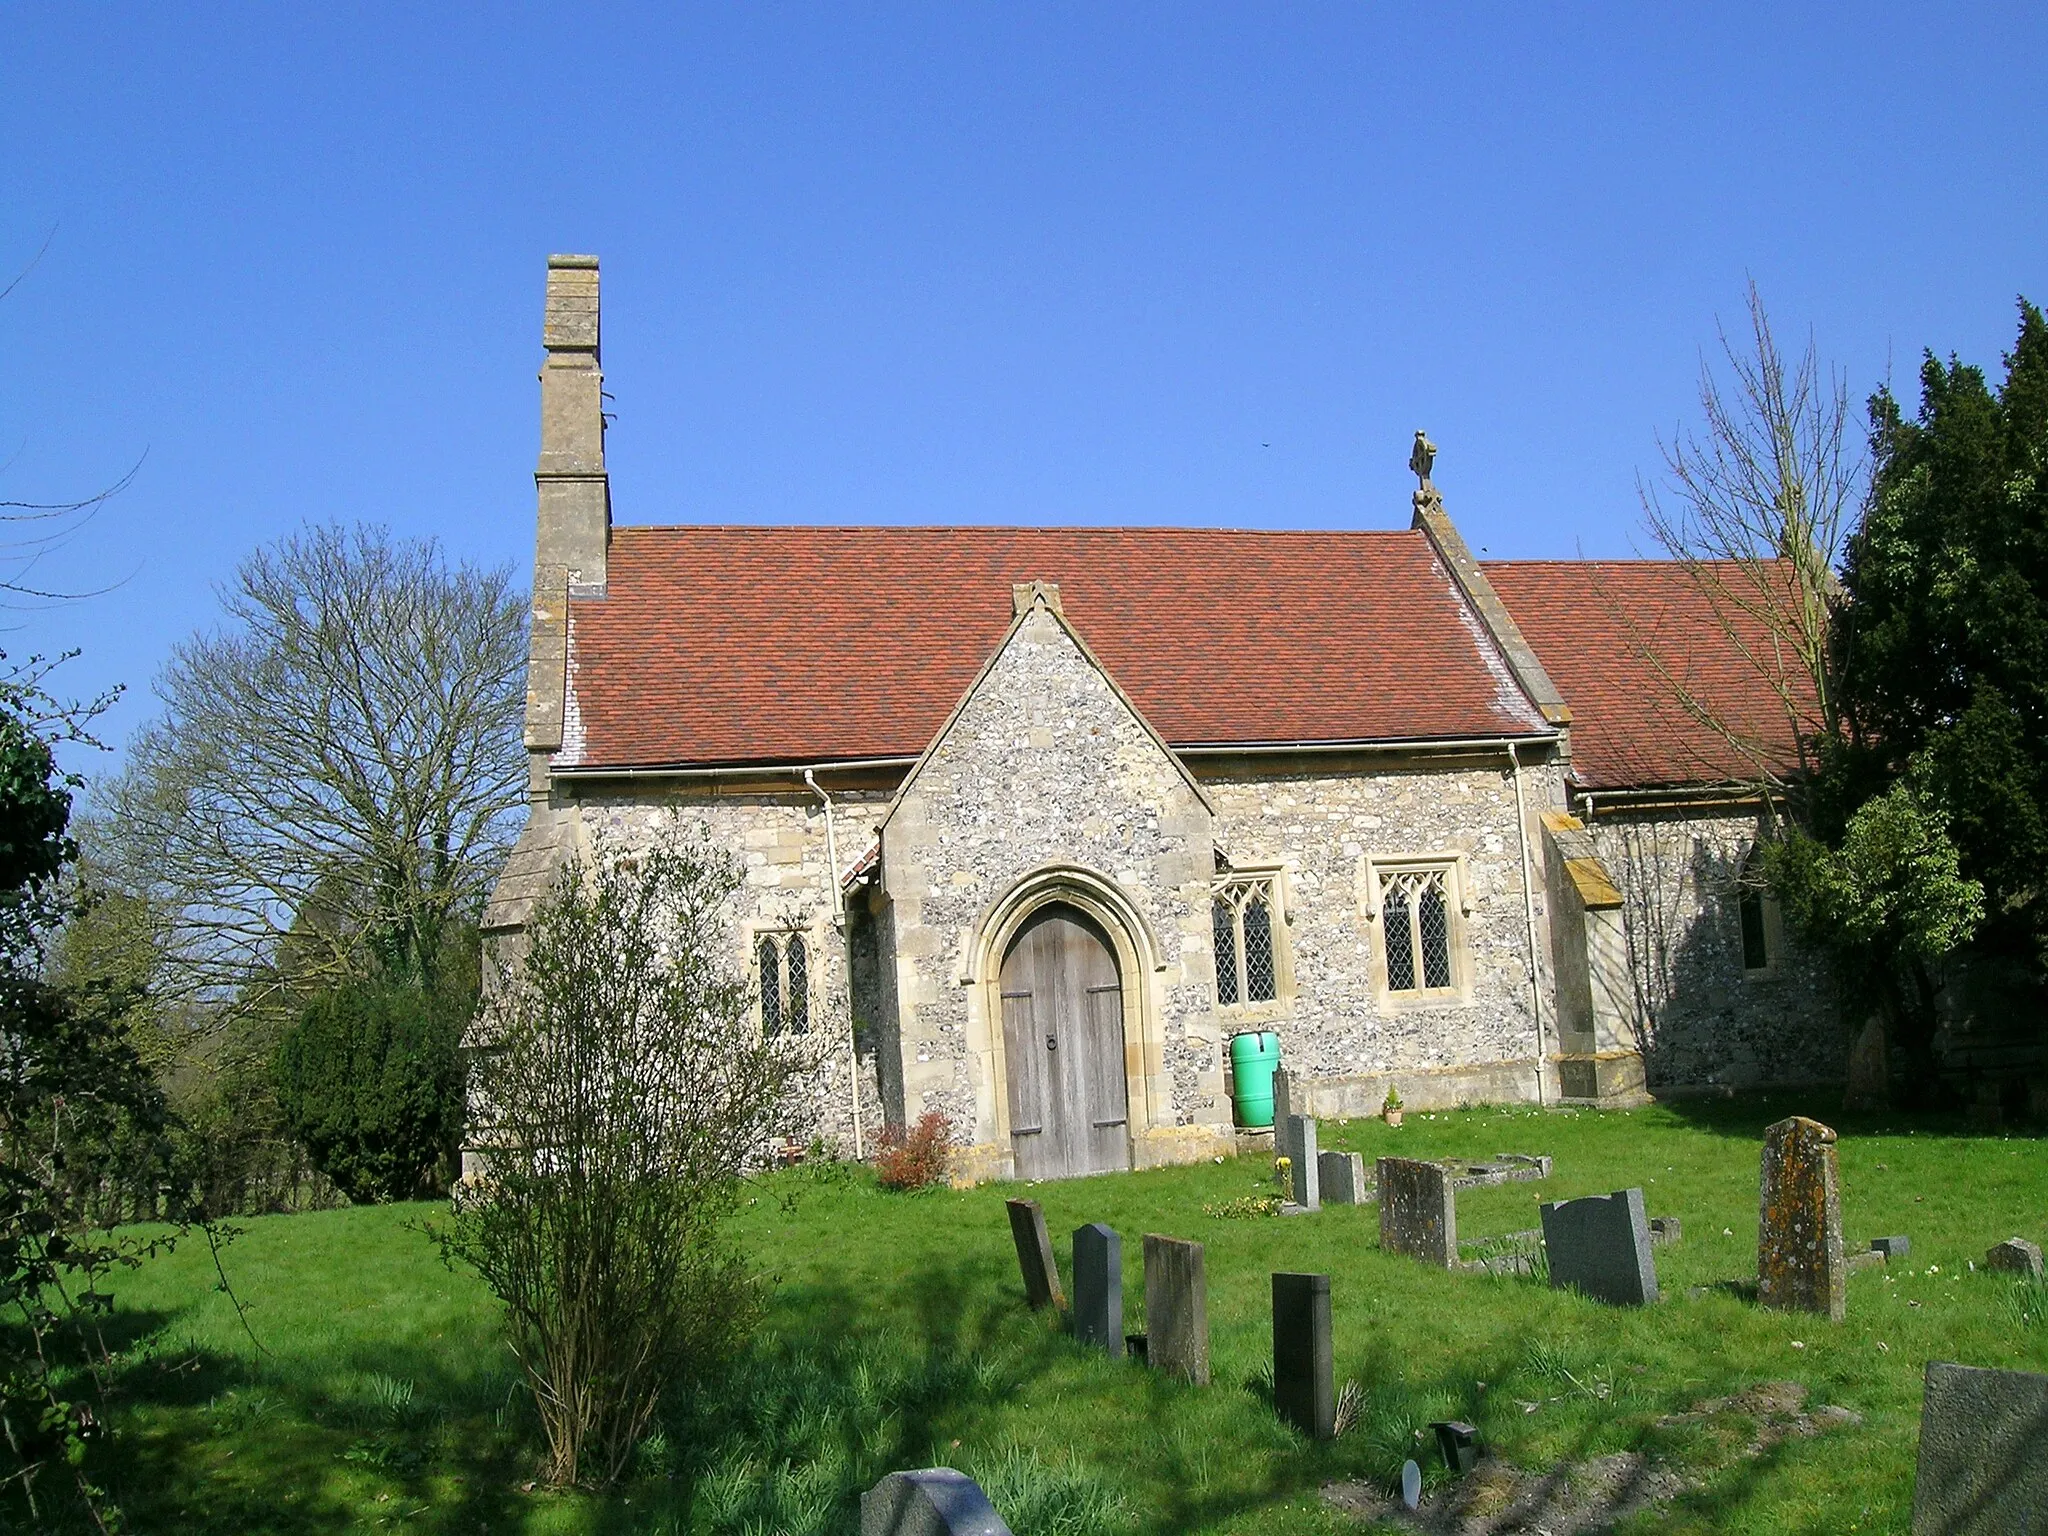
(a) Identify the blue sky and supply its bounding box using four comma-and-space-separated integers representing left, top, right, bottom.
4, 5, 2043, 769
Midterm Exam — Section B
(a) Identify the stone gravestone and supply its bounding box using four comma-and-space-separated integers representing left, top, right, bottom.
1758, 1115, 1845, 1321
1378, 1157, 1456, 1267
1272, 1272, 1334, 1439
1072, 1223, 1123, 1357
1271, 1067, 1295, 1135
1539, 1187, 1659, 1305
1005, 1199, 1064, 1311
1285, 1114, 1321, 1211
863, 1468, 1014, 1536
1143, 1234, 1210, 1385
1984, 1237, 2044, 1280
1872, 1235, 1911, 1261
1911, 1361, 2048, 1535
1318, 1150, 1368, 1206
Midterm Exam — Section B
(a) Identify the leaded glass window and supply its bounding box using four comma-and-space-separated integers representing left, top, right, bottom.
1380, 867, 1456, 994
758, 931, 810, 1036
1212, 875, 1282, 1007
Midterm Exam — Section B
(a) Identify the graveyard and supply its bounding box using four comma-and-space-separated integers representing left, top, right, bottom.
106, 1092, 2046, 1533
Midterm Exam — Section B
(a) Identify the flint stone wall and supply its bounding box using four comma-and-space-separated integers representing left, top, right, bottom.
521, 785, 895, 1155
1200, 757, 1562, 1113
1588, 808, 1839, 1092
880, 606, 1227, 1176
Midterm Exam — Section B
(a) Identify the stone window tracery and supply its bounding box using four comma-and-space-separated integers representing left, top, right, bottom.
1365, 857, 1468, 998
1212, 875, 1283, 1008
757, 930, 810, 1036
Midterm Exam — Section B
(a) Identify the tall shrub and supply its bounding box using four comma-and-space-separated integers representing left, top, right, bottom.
273, 979, 465, 1203
442, 829, 816, 1489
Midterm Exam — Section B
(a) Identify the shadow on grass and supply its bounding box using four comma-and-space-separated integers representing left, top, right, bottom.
1649, 1087, 2042, 1144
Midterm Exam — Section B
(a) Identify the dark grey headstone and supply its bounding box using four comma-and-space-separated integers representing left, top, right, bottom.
1318, 1150, 1367, 1205
1072, 1223, 1122, 1357
1143, 1234, 1209, 1385
1378, 1157, 1456, 1267
862, 1468, 1014, 1536
1272, 1272, 1334, 1439
1911, 1361, 2048, 1535
1005, 1199, 1063, 1310
1873, 1235, 1911, 1260
1540, 1187, 1659, 1305
1984, 1237, 2044, 1280
1285, 1114, 1321, 1211
1431, 1420, 1479, 1474
1271, 1067, 1295, 1135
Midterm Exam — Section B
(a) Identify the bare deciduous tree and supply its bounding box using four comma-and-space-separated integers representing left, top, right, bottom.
90, 523, 526, 1008
445, 828, 816, 1489
1626, 281, 1864, 804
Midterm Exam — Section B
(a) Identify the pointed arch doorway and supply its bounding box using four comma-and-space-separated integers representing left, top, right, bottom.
998, 904, 1132, 1179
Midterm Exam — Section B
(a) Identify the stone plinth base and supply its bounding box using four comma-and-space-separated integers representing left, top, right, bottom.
1556, 1051, 1649, 1107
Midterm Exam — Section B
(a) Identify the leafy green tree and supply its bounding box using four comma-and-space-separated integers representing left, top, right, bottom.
273, 978, 466, 1203
1828, 301, 2048, 965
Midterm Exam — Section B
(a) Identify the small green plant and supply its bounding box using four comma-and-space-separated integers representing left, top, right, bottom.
874, 1111, 954, 1191
1383, 1084, 1404, 1113
1202, 1194, 1281, 1219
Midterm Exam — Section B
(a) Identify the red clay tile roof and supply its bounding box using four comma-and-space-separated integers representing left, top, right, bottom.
559, 526, 1552, 769
1483, 560, 1817, 791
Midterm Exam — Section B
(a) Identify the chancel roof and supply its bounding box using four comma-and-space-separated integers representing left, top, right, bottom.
556, 525, 1554, 770
1483, 560, 1816, 791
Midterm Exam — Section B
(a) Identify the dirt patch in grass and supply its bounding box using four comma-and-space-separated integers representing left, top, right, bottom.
1322, 1380, 1862, 1534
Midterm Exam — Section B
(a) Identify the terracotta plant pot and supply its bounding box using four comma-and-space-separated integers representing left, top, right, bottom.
1383, 1108, 1404, 1128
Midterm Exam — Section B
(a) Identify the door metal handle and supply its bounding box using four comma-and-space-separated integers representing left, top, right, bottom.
1045, 1034, 1058, 1051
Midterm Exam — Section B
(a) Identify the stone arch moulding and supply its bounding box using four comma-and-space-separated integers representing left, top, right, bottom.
961, 862, 1171, 1168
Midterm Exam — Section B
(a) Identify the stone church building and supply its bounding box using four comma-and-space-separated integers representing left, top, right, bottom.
480, 255, 1840, 1183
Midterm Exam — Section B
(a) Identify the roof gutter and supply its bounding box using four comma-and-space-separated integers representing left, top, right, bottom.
550, 754, 920, 782
1177, 732, 1559, 758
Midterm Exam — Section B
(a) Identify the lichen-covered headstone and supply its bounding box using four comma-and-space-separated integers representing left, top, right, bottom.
1911, 1361, 2048, 1535
1378, 1157, 1456, 1268
1143, 1234, 1210, 1385
862, 1468, 1014, 1536
1984, 1236, 2044, 1280
1758, 1115, 1844, 1321
1005, 1198, 1064, 1311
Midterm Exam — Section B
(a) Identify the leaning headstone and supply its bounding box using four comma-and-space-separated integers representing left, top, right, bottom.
1072, 1224, 1123, 1357
1400, 1460, 1422, 1511
1758, 1115, 1845, 1321
1143, 1234, 1210, 1385
1285, 1114, 1321, 1211
1378, 1156, 1456, 1267
1272, 1272, 1334, 1439
863, 1468, 1014, 1536
1540, 1187, 1659, 1305
1872, 1235, 1911, 1260
1005, 1199, 1064, 1310
1911, 1361, 2048, 1535
1318, 1150, 1368, 1206
1984, 1237, 2044, 1280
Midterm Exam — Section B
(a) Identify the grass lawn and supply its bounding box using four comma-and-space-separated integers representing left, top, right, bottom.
69, 1092, 2048, 1534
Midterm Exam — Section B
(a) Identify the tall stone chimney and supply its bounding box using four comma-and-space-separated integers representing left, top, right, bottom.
524, 254, 610, 772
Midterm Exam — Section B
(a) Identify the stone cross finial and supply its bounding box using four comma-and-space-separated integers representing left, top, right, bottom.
1409, 430, 1437, 489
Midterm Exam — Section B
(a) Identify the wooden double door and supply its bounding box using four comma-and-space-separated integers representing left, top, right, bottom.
999, 905, 1132, 1180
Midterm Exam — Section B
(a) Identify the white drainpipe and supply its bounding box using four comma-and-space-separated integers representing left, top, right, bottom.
1508, 742, 1548, 1108
804, 769, 862, 1159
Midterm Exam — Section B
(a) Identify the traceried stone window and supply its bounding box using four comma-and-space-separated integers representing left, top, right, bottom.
1213, 875, 1282, 1008
1367, 859, 1466, 997
757, 931, 810, 1036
